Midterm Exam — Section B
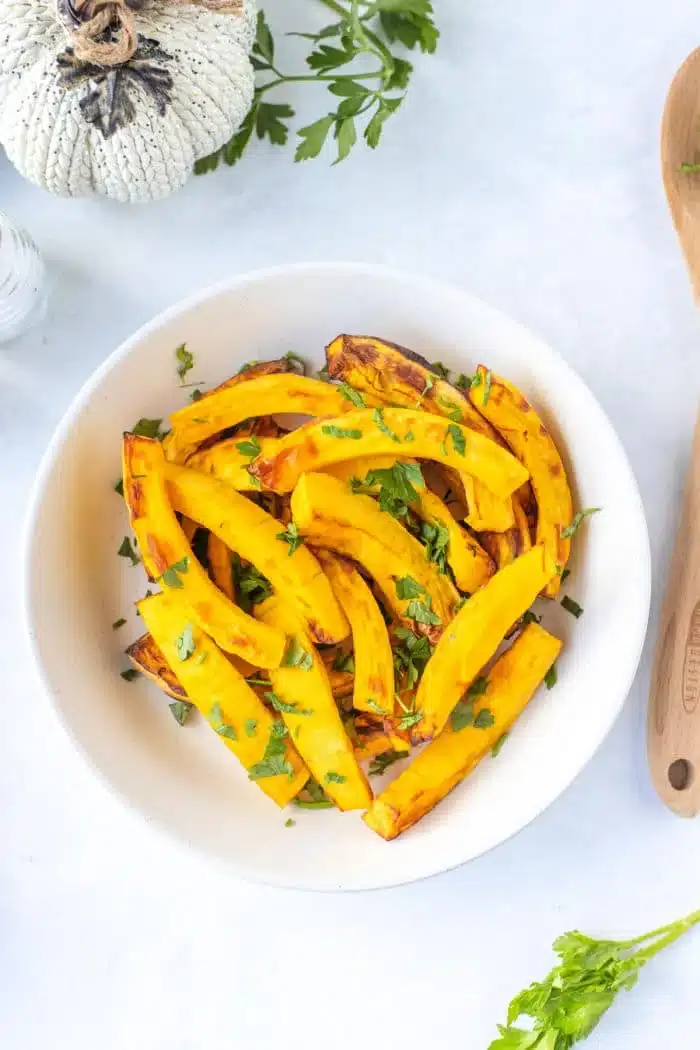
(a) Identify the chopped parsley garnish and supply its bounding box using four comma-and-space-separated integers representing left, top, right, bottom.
282, 637, 313, 670
406, 597, 441, 626
365, 698, 386, 715
244, 718, 258, 737
285, 818, 296, 828
321, 424, 363, 439
450, 677, 490, 731
266, 690, 313, 716
421, 521, 450, 574
238, 360, 259, 374
195, 652, 208, 666
491, 733, 508, 757
436, 395, 462, 422
422, 374, 434, 396
561, 507, 602, 539
544, 663, 558, 690
249, 754, 294, 780
395, 575, 424, 600
276, 521, 305, 556
175, 343, 194, 383
397, 708, 423, 730
114, 478, 124, 497
175, 623, 195, 662
190, 388, 203, 402
442, 422, 466, 457
169, 700, 193, 725
324, 771, 347, 785
120, 668, 140, 682
522, 609, 542, 626
482, 369, 493, 406
112, 617, 126, 630
451, 699, 475, 731
467, 677, 489, 699
233, 558, 273, 612
317, 364, 330, 382
236, 436, 262, 460
372, 407, 402, 443
332, 650, 355, 673
456, 372, 481, 391
431, 361, 450, 379
393, 627, 432, 689
117, 536, 140, 567
246, 677, 271, 688
132, 417, 163, 439
359, 461, 425, 519
561, 568, 571, 583
159, 557, 189, 589
293, 778, 334, 808
208, 701, 237, 739
284, 351, 306, 373
338, 381, 366, 408
369, 750, 406, 776
561, 595, 584, 619
474, 708, 495, 729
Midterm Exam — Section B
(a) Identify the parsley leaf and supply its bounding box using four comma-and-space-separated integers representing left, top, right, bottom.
406, 597, 441, 626
431, 360, 450, 379
544, 663, 558, 690
488, 908, 700, 1050
360, 461, 425, 519
451, 677, 490, 731
522, 609, 542, 626
236, 436, 262, 460
159, 557, 189, 589
397, 708, 423, 730
276, 521, 305, 556
282, 637, 313, 670
190, 388, 203, 402
474, 708, 495, 729
395, 576, 424, 600
112, 617, 126, 630
117, 536, 140, 567
175, 623, 195, 662
266, 690, 313, 717
324, 771, 347, 785
285, 817, 296, 828
456, 372, 481, 391
561, 595, 584, 619
249, 720, 292, 781
132, 418, 163, 440
451, 699, 475, 731
332, 650, 355, 673
482, 369, 493, 406
436, 395, 462, 422
561, 507, 602, 539
283, 351, 306, 373
120, 668, 140, 682
244, 719, 258, 737
114, 478, 124, 497
373, 406, 401, 443
175, 343, 194, 383
169, 700, 193, 726
337, 381, 366, 408
421, 521, 450, 574
293, 778, 334, 808
322, 424, 363, 439
369, 750, 406, 776
443, 422, 466, 457
208, 700, 237, 739
393, 626, 432, 688
491, 733, 508, 757
233, 558, 273, 612
365, 698, 386, 715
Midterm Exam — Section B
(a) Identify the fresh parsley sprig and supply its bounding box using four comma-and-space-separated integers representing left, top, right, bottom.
489, 908, 700, 1049
197, 3, 438, 173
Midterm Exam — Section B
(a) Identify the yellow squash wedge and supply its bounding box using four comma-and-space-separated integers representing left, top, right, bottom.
326, 458, 495, 593
316, 550, 395, 716
180, 516, 199, 544
164, 462, 349, 645
126, 631, 188, 700
291, 473, 458, 633
207, 533, 235, 600
325, 334, 515, 531
166, 374, 361, 464
413, 544, 558, 741
255, 596, 372, 811
122, 435, 286, 668
253, 407, 529, 501
364, 622, 562, 839
138, 592, 309, 807
468, 366, 573, 596
479, 492, 533, 571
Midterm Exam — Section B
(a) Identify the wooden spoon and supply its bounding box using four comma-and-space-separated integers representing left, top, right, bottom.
648, 51, 700, 814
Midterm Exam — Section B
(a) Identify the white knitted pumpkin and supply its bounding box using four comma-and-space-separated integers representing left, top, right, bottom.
0, 0, 256, 202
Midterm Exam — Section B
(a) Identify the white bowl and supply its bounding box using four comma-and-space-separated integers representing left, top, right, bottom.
24, 263, 650, 891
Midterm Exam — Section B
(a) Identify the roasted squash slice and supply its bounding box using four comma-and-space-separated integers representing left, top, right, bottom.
316, 550, 395, 716
126, 631, 187, 700
122, 435, 286, 668
165, 374, 361, 464
325, 334, 514, 531
186, 435, 278, 491
413, 544, 558, 741
468, 366, 573, 596
138, 592, 309, 807
253, 407, 529, 500
291, 473, 458, 632
325, 458, 494, 593
255, 596, 372, 811
479, 492, 533, 571
364, 622, 562, 839
207, 533, 235, 600
164, 462, 349, 645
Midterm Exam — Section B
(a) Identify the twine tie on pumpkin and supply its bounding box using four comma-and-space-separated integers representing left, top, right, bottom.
66, 0, 243, 66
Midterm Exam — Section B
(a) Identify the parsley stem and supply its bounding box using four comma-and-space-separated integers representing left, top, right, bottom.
616, 908, 700, 955
257, 72, 382, 95
317, 0, 396, 68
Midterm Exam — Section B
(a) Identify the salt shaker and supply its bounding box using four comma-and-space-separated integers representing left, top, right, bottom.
0, 212, 46, 343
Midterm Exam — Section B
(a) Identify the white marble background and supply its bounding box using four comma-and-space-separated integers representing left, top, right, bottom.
2, 1, 700, 1047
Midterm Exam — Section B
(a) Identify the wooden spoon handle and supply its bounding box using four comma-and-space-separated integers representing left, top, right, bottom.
648, 407, 700, 814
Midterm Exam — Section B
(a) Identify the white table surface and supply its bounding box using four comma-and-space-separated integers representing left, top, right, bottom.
2, 1, 700, 1046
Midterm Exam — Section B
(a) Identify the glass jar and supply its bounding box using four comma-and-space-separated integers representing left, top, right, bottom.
0, 212, 46, 343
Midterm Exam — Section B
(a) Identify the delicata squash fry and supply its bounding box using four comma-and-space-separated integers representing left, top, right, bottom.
326, 334, 514, 532
414, 544, 558, 742
255, 596, 372, 811
468, 365, 573, 596
253, 407, 529, 499
364, 623, 562, 840
123, 434, 286, 668
164, 462, 349, 645
138, 592, 309, 807
291, 472, 458, 631
166, 374, 362, 464
316, 550, 395, 716
115, 338, 590, 839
